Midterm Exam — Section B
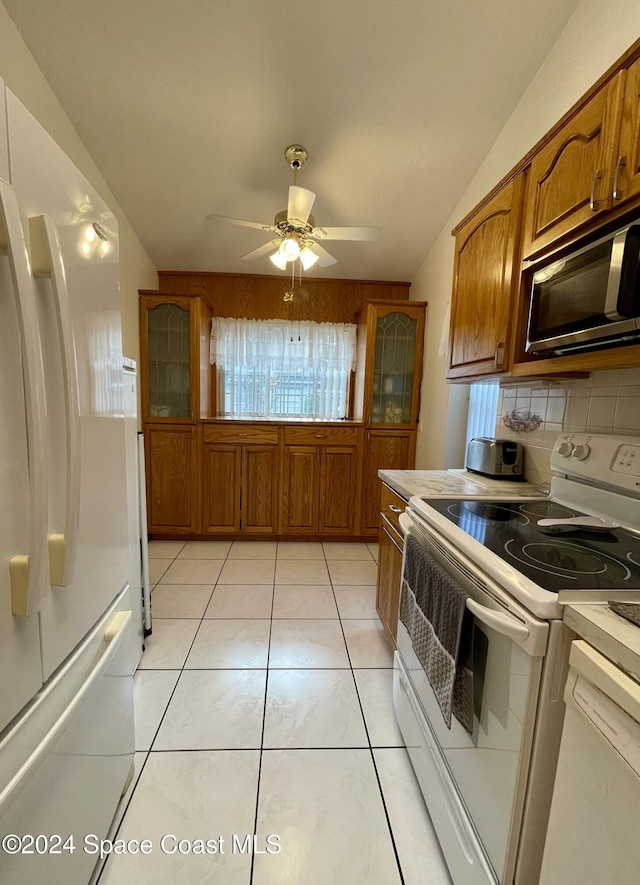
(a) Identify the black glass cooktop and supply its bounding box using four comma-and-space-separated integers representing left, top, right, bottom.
423, 498, 640, 593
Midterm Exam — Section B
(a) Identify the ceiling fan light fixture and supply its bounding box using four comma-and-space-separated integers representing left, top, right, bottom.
280, 237, 300, 260
269, 250, 289, 270
299, 245, 320, 270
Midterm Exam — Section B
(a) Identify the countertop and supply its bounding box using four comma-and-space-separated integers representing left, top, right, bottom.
378, 468, 546, 502
564, 603, 640, 684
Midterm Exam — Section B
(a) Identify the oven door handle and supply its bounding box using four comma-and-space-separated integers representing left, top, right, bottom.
466, 598, 529, 641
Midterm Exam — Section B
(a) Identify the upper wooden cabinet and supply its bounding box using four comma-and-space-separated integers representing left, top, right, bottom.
354, 300, 426, 428
522, 72, 625, 259
139, 292, 211, 422
616, 56, 640, 208
448, 174, 525, 379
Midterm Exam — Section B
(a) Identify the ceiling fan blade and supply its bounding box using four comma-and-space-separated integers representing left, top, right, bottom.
240, 239, 281, 261
308, 242, 337, 267
287, 186, 316, 225
312, 225, 381, 241
206, 212, 274, 232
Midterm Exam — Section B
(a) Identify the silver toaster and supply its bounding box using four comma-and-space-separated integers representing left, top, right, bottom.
465, 437, 523, 479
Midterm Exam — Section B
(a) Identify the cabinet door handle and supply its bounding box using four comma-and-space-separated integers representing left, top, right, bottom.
389, 505, 402, 513
612, 155, 626, 201
589, 169, 604, 210
315, 433, 326, 439
494, 341, 505, 370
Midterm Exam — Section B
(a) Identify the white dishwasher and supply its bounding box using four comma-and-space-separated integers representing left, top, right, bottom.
539, 637, 640, 885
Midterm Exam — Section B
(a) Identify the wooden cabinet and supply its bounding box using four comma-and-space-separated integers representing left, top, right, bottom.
139, 292, 211, 422
355, 300, 425, 428
145, 424, 196, 533
360, 430, 414, 534
375, 484, 406, 646
522, 72, 626, 259
448, 173, 525, 379
354, 301, 424, 536
281, 426, 359, 535
201, 425, 278, 534
616, 56, 640, 208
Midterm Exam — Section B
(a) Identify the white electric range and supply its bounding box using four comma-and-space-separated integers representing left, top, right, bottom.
394, 433, 640, 885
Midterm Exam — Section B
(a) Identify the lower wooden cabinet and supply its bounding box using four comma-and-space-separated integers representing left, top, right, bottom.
375, 483, 407, 643
282, 443, 358, 534
360, 430, 414, 535
376, 518, 404, 646
202, 444, 240, 532
144, 421, 415, 540
202, 443, 278, 534
145, 424, 196, 533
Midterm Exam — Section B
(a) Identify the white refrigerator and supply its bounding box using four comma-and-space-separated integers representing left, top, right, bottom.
0, 83, 137, 883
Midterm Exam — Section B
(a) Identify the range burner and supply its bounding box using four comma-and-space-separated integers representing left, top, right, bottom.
423, 498, 640, 593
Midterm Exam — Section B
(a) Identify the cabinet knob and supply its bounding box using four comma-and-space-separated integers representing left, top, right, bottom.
589, 169, 604, 210
613, 156, 627, 201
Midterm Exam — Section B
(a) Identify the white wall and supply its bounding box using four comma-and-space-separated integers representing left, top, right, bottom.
0, 2, 157, 362
411, 0, 640, 469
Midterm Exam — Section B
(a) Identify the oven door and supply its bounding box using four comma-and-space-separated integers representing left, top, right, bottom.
395, 510, 549, 885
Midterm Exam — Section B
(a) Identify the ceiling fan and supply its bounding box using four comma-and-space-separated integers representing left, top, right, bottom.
206, 144, 381, 271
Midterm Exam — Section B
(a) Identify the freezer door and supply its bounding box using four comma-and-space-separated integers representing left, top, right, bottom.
7, 91, 130, 678
0, 158, 45, 728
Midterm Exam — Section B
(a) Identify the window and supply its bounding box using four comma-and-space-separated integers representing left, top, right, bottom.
210, 317, 357, 420
466, 381, 499, 447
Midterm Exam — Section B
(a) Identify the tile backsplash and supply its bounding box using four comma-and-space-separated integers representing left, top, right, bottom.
495, 368, 640, 486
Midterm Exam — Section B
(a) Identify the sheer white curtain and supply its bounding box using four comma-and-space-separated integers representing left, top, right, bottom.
210, 317, 357, 419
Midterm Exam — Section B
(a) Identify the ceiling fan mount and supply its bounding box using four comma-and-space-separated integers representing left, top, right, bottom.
284, 144, 308, 171
206, 143, 380, 270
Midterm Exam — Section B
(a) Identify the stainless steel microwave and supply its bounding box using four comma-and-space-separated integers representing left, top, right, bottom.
525, 222, 640, 355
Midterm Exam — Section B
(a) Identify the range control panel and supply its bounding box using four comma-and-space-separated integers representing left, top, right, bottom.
612, 443, 640, 476
551, 433, 640, 490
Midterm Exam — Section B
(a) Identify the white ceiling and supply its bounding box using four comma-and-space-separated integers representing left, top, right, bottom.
4, 0, 581, 282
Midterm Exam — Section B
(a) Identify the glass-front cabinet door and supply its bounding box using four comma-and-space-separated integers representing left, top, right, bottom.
371, 311, 418, 424
357, 301, 425, 428
147, 302, 191, 418
140, 294, 197, 421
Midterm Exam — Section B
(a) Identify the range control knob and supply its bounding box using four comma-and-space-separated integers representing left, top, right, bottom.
572, 443, 591, 461
557, 441, 574, 458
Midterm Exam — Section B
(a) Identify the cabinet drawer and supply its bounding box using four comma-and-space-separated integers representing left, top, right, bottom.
284, 425, 360, 446
203, 425, 279, 445
380, 484, 406, 533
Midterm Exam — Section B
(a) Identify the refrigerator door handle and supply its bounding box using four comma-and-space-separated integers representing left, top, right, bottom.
29, 214, 81, 587
0, 180, 49, 617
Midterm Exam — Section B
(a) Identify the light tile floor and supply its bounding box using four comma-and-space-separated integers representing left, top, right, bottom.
98, 540, 451, 885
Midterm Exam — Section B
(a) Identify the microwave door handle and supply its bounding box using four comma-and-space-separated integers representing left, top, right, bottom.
0, 180, 49, 617
29, 215, 81, 587
466, 598, 530, 641
603, 226, 633, 320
